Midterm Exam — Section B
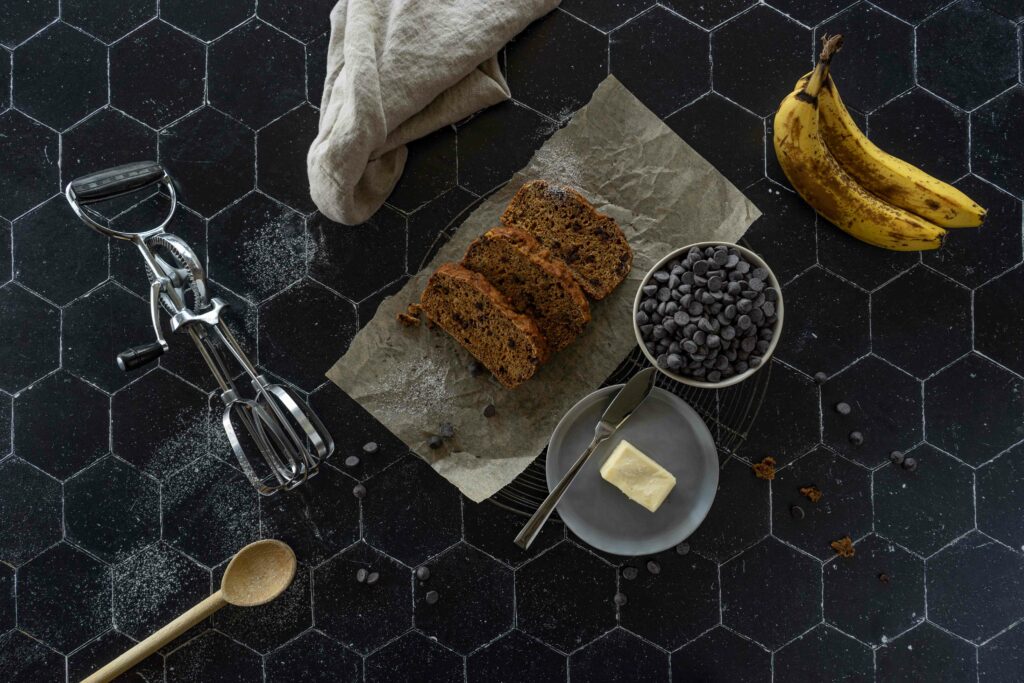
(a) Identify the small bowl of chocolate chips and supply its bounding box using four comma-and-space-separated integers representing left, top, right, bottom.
632, 242, 784, 389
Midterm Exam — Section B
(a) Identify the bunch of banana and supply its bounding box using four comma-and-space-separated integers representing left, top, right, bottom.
773, 35, 985, 251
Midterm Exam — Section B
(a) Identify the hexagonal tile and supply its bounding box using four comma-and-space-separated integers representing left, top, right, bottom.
387, 126, 458, 213
110, 20, 205, 129
0, 631, 63, 682
166, 630, 261, 682
63, 0, 155, 44
163, 456, 259, 566
618, 548, 718, 648
873, 267, 971, 380
773, 447, 872, 560
463, 498, 562, 568
208, 20, 304, 128
456, 101, 553, 195
918, 0, 1017, 111
161, 0, 255, 42
823, 534, 924, 645
980, 623, 1024, 682
13, 22, 106, 130
570, 628, 669, 681
363, 456, 460, 566
0, 219, 10, 285
662, 0, 754, 29
14, 371, 108, 479
260, 464, 359, 565
159, 107, 255, 217
257, 103, 318, 213
467, 629, 567, 682
673, 626, 769, 681
775, 266, 870, 377
729, 360, 819, 467
877, 622, 977, 682
65, 456, 159, 563
561, 0, 654, 31
610, 7, 709, 118
769, 0, 854, 25
407, 186, 479, 273
821, 356, 922, 467
0, 562, 12, 631
208, 192, 305, 302
258, 279, 358, 391
666, 93, 763, 190
113, 542, 210, 640
925, 354, 1024, 466
740, 181, 817, 285
977, 443, 1024, 550
365, 631, 462, 683
868, 88, 968, 183
62, 109, 157, 198
925, 176, 1021, 288
214, 561, 311, 653
13, 195, 108, 305
266, 629, 360, 683
257, 0, 333, 41
775, 625, 873, 682
972, 86, 1024, 198
928, 531, 1024, 643
313, 541, 412, 654
814, 4, 913, 112
517, 542, 616, 652
307, 208, 405, 303
357, 273, 408, 325
721, 537, 821, 650
112, 367, 209, 477
871, 0, 948, 23
0, 111, 59, 220
873, 443, 974, 556
0, 459, 61, 566
415, 543, 513, 654
306, 32, 328, 105
67, 630, 164, 682
977, 265, 1024, 378
0, 1, 57, 49
981, 0, 1024, 19
0, 284, 59, 393
816, 222, 919, 292
18, 542, 110, 652
712, 5, 810, 117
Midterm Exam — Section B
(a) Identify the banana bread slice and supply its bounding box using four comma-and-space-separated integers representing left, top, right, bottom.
500, 180, 632, 300
462, 227, 591, 352
419, 263, 549, 389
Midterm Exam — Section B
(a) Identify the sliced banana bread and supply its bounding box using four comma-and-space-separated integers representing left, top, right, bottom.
419, 263, 549, 389
500, 180, 632, 300
462, 227, 591, 353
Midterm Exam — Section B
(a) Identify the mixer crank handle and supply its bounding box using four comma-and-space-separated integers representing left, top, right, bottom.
117, 279, 170, 372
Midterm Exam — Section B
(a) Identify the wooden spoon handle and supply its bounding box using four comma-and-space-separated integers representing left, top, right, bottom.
82, 591, 227, 683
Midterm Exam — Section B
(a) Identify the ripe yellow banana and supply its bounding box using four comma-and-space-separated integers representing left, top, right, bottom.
773, 36, 947, 251
818, 75, 985, 228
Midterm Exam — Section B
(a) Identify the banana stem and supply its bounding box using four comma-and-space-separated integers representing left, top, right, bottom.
801, 34, 843, 100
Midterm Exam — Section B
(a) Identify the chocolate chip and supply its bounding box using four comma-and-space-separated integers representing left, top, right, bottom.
366, 572, 380, 585
425, 590, 439, 605
642, 284, 658, 296
902, 457, 917, 471
878, 572, 891, 584
344, 455, 360, 468
814, 371, 827, 384
849, 431, 864, 446
646, 560, 661, 575
428, 435, 444, 449
416, 566, 430, 581
621, 566, 639, 580
363, 441, 379, 454
353, 484, 367, 498
438, 422, 455, 438
889, 450, 905, 465
790, 505, 805, 520
468, 361, 485, 376
483, 404, 497, 418
613, 592, 628, 607
356, 568, 368, 583
675, 542, 690, 555
835, 402, 852, 415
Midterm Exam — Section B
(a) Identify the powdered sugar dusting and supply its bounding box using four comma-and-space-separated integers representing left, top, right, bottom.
372, 353, 452, 421
239, 213, 306, 299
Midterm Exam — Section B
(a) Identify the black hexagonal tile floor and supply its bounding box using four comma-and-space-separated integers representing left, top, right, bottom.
365, 631, 463, 683
162, 455, 259, 566
258, 279, 359, 391
774, 625, 873, 683
769, 0, 854, 26
67, 630, 164, 682
407, 186, 479, 273
673, 626, 770, 682
257, 0, 333, 42
918, 0, 1018, 111
868, 88, 969, 183
821, 356, 923, 467
0, 563, 11, 632
307, 207, 406, 302
257, 103, 319, 213
159, 107, 256, 217
63, 0, 155, 44
816, 222, 919, 292
712, 5, 810, 117
773, 447, 872, 560
972, 86, 1024, 198
873, 443, 974, 556
666, 93, 764, 191
112, 367, 209, 478
0, 631, 64, 682
356, 274, 409, 325
610, 7, 709, 118
873, 267, 971, 380
0, 1, 57, 49
111, 19, 205, 129
741, 181, 818, 285
924, 176, 1021, 289
0, 458, 61, 566
570, 628, 669, 681
65, 456, 160, 564
0, 111, 59, 220
266, 629, 361, 683
214, 561, 311, 653
13, 195, 108, 305
0, 219, 10, 285
561, 0, 653, 31
977, 264, 1024, 378
467, 629, 567, 683
14, 370, 109, 480
363, 456, 461, 567
313, 541, 412, 655
925, 354, 1024, 466
18, 542, 110, 653
823, 533, 924, 645
166, 630, 261, 682
775, 266, 870, 377
161, 0, 255, 41
871, 0, 948, 23
463, 498, 562, 568
61, 108, 157, 200
517, 542, 616, 652
415, 543, 513, 654
721, 537, 822, 650
387, 126, 458, 213
208, 20, 305, 128
662, 0, 755, 29
112, 543, 210, 641
306, 32, 328, 105
980, 624, 1024, 682
12, 22, 106, 130
877, 623, 978, 682
977, 443, 1024, 551
0, 284, 59, 393
456, 101, 554, 195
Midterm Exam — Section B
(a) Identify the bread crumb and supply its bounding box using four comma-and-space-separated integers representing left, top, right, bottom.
752, 456, 776, 480
800, 486, 823, 503
831, 536, 855, 558
397, 312, 420, 327
407, 303, 422, 315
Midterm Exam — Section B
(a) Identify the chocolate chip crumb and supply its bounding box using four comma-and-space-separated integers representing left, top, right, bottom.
468, 360, 485, 376
621, 566, 638, 580
902, 456, 917, 472
835, 401, 852, 415
889, 450, 904, 465
366, 572, 380, 585
353, 484, 367, 499
814, 371, 828, 384
363, 441, 379, 454
425, 590, 439, 605
428, 435, 444, 449
416, 566, 430, 581
848, 430, 864, 446
356, 568, 368, 583
483, 403, 497, 418
344, 455, 360, 468
878, 572, 891, 584
646, 561, 661, 575
675, 542, 690, 556
613, 592, 628, 606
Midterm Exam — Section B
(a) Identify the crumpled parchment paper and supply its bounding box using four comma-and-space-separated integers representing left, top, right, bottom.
327, 75, 761, 502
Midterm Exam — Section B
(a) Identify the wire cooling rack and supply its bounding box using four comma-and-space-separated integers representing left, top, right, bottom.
416, 185, 772, 517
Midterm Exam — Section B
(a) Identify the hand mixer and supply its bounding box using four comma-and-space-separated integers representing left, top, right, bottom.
66, 162, 334, 495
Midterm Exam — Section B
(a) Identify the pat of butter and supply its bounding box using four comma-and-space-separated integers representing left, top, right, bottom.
599, 439, 676, 512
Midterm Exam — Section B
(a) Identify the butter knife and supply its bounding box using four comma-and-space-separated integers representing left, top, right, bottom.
514, 367, 657, 549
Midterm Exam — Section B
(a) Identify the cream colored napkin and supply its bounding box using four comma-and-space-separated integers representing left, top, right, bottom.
307, 0, 559, 225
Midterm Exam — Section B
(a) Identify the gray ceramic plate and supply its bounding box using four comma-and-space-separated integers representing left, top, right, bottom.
547, 385, 719, 556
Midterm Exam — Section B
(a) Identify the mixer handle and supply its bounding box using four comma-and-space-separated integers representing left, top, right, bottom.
69, 161, 166, 204
116, 342, 165, 371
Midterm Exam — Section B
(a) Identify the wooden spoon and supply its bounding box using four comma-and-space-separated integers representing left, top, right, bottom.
83, 539, 297, 683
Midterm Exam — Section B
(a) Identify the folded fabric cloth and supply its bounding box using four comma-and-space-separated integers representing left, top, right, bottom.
307, 0, 560, 225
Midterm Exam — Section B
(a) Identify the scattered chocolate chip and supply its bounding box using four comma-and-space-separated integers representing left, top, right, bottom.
352, 484, 367, 499
438, 422, 455, 439
646, 560, 661, 575
468, 360, 485, 376
790, 505, 806, 520
878, 572, 891, 584
889, 450, 904, 465
362, 441, 378, 454
848, 431, 864, 446
356, 568, 368, 583
366, 572, 380, 585
613, 592, 628, 607
428, 435, 444, 449
902, 457, 917, 472
483, 403, 497, 418
814, 371, 828, 384
675, 542, 690, 556
344, 455, 360, 468
415, 566, 430, 581
621, 566, 639, 580
835, 402, 852, 415
425, 590, 439, 605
